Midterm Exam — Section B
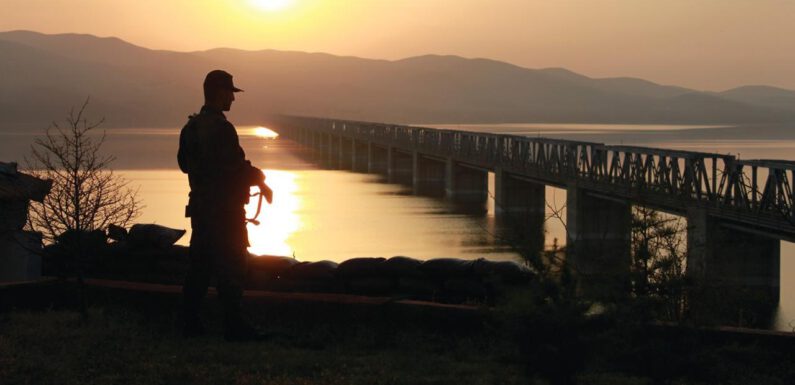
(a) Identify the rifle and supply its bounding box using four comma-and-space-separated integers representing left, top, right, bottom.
246, 183, 273, 226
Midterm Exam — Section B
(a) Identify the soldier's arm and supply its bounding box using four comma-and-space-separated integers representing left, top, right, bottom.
213, 121, 265, 187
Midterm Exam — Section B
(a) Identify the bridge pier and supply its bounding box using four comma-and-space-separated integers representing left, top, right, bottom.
389, 149, 413, 185
686, 208, 780, 327
328, 134, 342, 170
338, 136, 353, 170
367, 143, 388, 175
412, 153, 447, 197
445, 160, 488, 211
351, 139, 369, 172
302, 126, 310, 146
494, 168, 546, 215
320, 133, 336, 168
494, 168, 546, 255
566, 187, 632, 300
313, 131, 325, 164
297, 126, 308, 145
276, 117, 795, 331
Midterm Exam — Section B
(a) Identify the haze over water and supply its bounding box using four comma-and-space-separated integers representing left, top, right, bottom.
2, 123, 793, 332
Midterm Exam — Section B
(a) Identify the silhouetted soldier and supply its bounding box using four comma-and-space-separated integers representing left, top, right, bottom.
178, 70, 272, 341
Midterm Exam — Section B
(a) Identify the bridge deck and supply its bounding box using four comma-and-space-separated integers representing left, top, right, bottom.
274, 116, 795, 240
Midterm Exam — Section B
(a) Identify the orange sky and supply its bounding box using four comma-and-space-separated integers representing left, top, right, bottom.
2, 0, 795, 91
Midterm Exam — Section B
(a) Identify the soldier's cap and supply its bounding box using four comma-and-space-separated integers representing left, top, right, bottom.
203, 70, 244, 92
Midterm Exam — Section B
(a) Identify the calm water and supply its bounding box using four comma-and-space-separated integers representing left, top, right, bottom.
2, 123, 794, 332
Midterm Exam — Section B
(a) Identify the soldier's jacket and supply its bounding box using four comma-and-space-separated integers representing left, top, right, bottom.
177, 106, 263, 217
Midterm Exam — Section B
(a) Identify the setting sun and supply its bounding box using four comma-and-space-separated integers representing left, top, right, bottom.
249, 0, 292, 12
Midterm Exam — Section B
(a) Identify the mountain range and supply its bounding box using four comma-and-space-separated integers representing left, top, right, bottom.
2, 30, 795, 130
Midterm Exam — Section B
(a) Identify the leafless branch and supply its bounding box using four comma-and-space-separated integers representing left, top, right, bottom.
25, 99, 143, 246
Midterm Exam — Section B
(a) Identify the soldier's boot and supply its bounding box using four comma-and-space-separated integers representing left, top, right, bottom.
183, 312, 206, 338
219, 284, 267, 342
224, 312, 267, 342
182, 281, 207, 338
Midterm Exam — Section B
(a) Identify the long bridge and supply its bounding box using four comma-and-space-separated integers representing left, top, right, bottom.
269, 115, 787, 314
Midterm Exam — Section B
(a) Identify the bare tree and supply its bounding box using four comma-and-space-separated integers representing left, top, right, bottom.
26, 99, 142, 246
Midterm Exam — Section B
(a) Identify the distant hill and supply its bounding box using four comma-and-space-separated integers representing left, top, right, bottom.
1, 30, 794, 130
716, 86, 795, 112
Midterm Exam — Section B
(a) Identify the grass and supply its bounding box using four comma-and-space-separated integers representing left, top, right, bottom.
2, 283, 794, 385
0, 306, 523, 385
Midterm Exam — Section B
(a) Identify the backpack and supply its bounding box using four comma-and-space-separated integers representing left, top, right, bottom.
177, 113, 199, 174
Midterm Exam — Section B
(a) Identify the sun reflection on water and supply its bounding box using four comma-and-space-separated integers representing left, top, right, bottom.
245, 169, 300, 256
252, 126, 280, 139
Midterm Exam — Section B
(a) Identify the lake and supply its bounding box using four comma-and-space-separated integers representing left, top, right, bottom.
2, 122, 794, 332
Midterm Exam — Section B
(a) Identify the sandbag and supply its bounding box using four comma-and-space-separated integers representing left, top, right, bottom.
103, 240, 131, 259
396, 276, 438, 296
473, 259, 533, 284
443, 278, 488, 301
168, 245, 190, 261
419, 258, 476, 278
48, 230, 108, 275
249, 255, 300, 279
269, 278, 339, 293
107, 224, 128, 242
41, 244, 68, 276
55, 229, 107, 251
347, 277, 394, 295
382, 256, 423, 277
246, 269, 280, 290
336, 257, 386, 279
134, 245, 189, 279
127, 224, 186, 250
283, 260, 338, 281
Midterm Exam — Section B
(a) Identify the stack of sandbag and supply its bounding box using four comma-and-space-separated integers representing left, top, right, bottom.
336, 257, 391, 295
241, 254, 534, 303
127, 224, 186, 250
276, 260, 340, 292
473, 259, 534, 285
42, 229, 108, 276
245, 255, 300, 289
94, 223, 188, 281
419, 258, 534, 302
418, 258, 485, 301
383, 256, 431, 296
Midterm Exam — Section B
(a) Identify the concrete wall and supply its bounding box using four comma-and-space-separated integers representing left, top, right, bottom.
687, 207, 780, 327
389, 149, 413, 185
352, 139, 369, 172
412, 153, 447, 197
368, 143, 389, 175
0, 231, 42, 282
0, 197, 42, 282
566, 186, 631, 299
445, 160, 488, 212
494, 168, 545, 257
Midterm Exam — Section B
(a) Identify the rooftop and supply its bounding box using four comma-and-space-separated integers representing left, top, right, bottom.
0, 162, 52, 202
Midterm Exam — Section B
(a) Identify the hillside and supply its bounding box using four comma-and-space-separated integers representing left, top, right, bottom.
1, 30, 794, 130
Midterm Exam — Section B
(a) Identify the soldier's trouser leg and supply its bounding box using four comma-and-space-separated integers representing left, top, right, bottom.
183, 249, 211, 330
217, 280, 245, 329
216, 247, 251, 333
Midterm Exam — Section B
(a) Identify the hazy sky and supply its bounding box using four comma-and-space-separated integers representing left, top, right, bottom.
2, 0, 795, 91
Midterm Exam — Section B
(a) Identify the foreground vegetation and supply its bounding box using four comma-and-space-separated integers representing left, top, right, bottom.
1, 286, 793, 385
0, 306, 520, 385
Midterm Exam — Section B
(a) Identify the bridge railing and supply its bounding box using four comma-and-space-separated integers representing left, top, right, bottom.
279, 116, 795, 225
